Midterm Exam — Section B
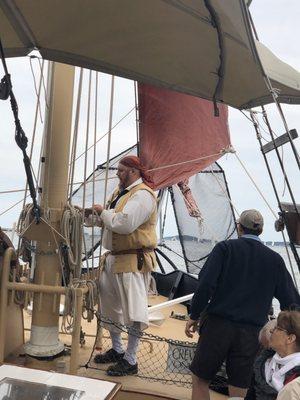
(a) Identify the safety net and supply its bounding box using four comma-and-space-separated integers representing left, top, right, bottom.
84, 314, 228, 395
160, 163, 237, 274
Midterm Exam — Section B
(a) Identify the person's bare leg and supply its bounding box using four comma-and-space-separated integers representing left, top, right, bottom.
228, 385, 247, 399
192, 374, 210, 400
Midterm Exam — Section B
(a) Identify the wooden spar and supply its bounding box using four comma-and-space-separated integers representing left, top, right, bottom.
24, 62, 75, 357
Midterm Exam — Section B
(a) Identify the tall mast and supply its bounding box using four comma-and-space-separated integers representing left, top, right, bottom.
24, 62, 75, 357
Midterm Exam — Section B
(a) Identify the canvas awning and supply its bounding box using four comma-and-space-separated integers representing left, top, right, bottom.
1, 0, 300, 109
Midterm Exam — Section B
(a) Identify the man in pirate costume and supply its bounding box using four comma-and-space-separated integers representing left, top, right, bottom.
85, 155, 157, 376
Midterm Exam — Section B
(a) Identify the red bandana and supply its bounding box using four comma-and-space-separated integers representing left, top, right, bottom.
119, 155, 154, 189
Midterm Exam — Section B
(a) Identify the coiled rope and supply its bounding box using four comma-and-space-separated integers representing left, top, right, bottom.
60, 203, 83, 279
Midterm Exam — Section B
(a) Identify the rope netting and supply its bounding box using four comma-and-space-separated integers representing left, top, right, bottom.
164, 162, 237, 274
84, 314, 228, 393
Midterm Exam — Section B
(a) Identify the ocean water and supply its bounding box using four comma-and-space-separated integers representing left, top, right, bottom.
5, 229, 299, 316
159, 239, 300, 316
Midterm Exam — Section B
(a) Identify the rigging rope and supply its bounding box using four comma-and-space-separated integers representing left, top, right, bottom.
161, 189, 169, 240
209, 166, 240, 217
98, 76, 115, 258
147, 147, 233, 173
261, 108, 299, 217
0, 38, 40, 222
36, 56, 49, 109
234, 152, 278, 219
248, 110, 286, 196
29, 57, 44, 123
0, 196, 30, 217
81, 70, 93, 273
91, 72, 99, 270
246, 6, 300, 170
249, 111, 300, 285
134, 81, 140, 153
74, 106, 135, 164
159, 242, 201, 270
61, 279, 85, 334
62, 279, 100, 333
68, 68, 84, 200
60, 204, 83, 279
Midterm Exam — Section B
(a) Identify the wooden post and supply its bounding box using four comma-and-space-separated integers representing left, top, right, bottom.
69, 289, 84, 374
0, 248, 15, 363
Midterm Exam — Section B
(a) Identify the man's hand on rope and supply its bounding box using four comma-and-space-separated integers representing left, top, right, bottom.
185, 318, 198, 338
74, 204, 103, 217
93, 204, 103, 215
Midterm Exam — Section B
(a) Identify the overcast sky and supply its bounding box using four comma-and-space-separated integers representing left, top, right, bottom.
224, 0, 300, 241
0, 1, 299, 241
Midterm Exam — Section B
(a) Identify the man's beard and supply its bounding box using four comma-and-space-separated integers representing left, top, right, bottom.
119, 171, 131, 189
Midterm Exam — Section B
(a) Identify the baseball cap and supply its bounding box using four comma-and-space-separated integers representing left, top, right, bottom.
238, 209, 264, 231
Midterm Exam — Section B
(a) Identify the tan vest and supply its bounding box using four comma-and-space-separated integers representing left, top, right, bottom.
108, 183, 157, 273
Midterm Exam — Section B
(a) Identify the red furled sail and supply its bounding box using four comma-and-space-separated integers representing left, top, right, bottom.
138, 84, 231, 189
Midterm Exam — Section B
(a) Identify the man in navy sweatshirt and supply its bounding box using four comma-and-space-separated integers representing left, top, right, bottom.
185, 209, 300, 400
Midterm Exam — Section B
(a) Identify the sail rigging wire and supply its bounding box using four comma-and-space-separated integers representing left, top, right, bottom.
158, 242, 201, 270
245, 8, 300, 270
161, 189, 169, 241
0, 189, 25, 194
68, 68, 84, 201
234, 152, 277, 219
249, 110, 286, 196
168, 186, 190, 272
281, 230, 299, 290
0, 37, 40, 222
147, 147, 233, 173
261, 107, 300, 217
272, 100, 300, 169
36, 56, 49, 109
235, 145, 299, 285
73, 106, 135, 164
18, 56, 44, 252
81, 70, 93, 272
209, 166, 240, 217
103, 76, 115, 207
0, 176, 118, 195
29, 57, 43, 123
99, 75, 115, 257
91, 72, 99, 271
134, 81, 139, 152
0, 196, 30, 217
246, 6, 300, 171
240, 110, 270, 143
249, 110, 300, 284
251, 110, 300, 276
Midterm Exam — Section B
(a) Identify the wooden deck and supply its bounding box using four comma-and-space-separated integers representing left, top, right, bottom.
5, 295, 227, 400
